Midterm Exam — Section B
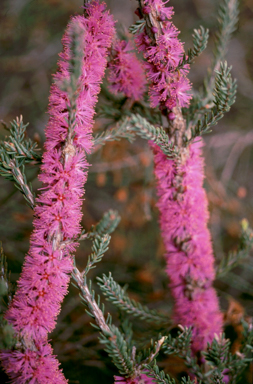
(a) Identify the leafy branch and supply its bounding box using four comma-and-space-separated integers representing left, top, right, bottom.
202, 331, 253, 383
204, 334, 230, 369
178, 26, 209, 68
0, 116, 40, 208
71, 209, 136, 377
128, 114, 178, 158
72, 269, 136, 377
82, 234, 111, 276
74, 209, 121, 243
144, 361, 176, 384
204, 0, 239, 99
99, 324, 135, 376
0, 117, 41, 163
90, 209, 121, 237
0, 244, 15, 349
97, 272, 169, 325
187, 62, 237, 141
94, 114, 178, 159
144, 361, 195, 384
73, 210, 121, 276
212, 0, 239, 74
163, 326, 204, 381
129, 19, 146, 35
93, 118, 135, 149
216, 219, 253, 278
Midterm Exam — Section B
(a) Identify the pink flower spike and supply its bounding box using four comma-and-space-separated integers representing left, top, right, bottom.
1, 2, 115, 383
152, 139, 223, 352
108, 39, 147, 101
135, 0, 192, 110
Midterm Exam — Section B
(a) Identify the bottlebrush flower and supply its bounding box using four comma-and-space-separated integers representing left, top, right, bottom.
152, 140, 223, 352
135, 0, 192, 111
1, 2, 115, 383
108, 39, 147, 101
1, 341, 67, 384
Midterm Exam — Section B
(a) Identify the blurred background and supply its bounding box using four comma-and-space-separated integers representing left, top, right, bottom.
0, 0, 253, 382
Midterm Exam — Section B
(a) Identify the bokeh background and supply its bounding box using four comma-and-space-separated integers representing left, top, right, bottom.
1, 0, 253, 382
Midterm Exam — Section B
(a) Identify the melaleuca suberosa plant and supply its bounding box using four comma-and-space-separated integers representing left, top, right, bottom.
0, 1, 253, 383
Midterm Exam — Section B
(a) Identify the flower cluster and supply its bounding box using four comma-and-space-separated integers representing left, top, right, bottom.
152, 140, 223, 352
135, 0, 192, 112
1, 2, 115, 383
108, 39, 147, 101
1, 341, 68, 384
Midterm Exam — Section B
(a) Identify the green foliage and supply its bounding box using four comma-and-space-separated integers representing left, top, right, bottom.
204, 334, 230, 369
144, 360, 176, 384
0, 117, 39, 208
97, 272, 169, 324
78, 208, 120, 242
202, 327, 253, 384
94, 118, 135, 148
95, 114, 179, 158
129, 114, 179, 158
136, 336, 166, 366
163, 326, 192, 358
178, 26, 209, 68
0, 118, 41, 163
119, 318, 134, 350
163, 327, 204, 381
99, 324, 135, 377
212, 0, 239, 72
216, 219, 253, 278
213, 62, 237, 113
129, 19, 146, 34
187, 62, 237, 141
72, 270, 136, 377
83, 234, 111, 276
73, 213, 119, 278
91, 210, 121, 236
0, 244, 15, 349
180, 379, 195, 384
0, 243, 11, 302
204, 0, 239, 99
72, 209, 137, 377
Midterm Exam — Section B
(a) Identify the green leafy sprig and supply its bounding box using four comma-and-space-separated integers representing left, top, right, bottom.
129, 19, 146, 35
0, 244, 15, 349
97, 272, 169, 325
203, 330, 253, 384
71, 212, 137, 377
187, 62, 237, 142
216, 219, 253, 278
204, 0, 239, 100
93, 118, 135, 149
163, 327, 204, 381
129, 114, 179, 158
72, 269, 136, 377
177, 26, 209, 68
94, 114, 178, 158
0, 116, 40, 208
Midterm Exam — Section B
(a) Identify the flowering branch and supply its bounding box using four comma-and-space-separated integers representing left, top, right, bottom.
1, 2, 115, 383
